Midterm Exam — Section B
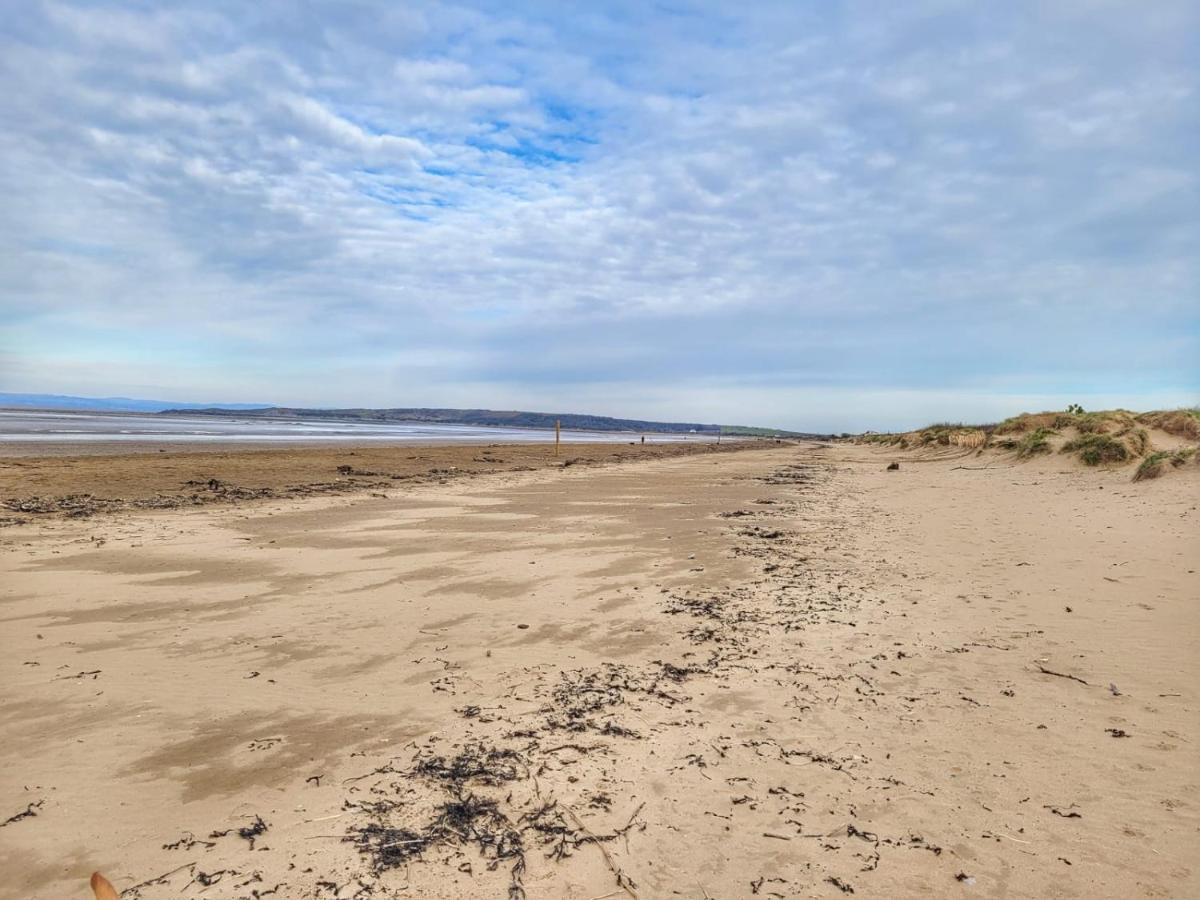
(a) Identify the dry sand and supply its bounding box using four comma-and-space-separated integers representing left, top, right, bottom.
1, 442, 1196, 899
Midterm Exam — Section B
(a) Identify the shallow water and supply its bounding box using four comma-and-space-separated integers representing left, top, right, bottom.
0, 409, 715, 445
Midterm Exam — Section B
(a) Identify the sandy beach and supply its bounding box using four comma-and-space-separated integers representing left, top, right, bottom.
2, 441, 1197, 899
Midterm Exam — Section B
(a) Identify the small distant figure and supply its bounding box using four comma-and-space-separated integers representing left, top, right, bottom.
887, 462, 900, 471
641, 435, 645, 444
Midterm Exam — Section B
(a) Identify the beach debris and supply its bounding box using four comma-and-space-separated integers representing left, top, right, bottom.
1105, 728, 1130, 738
886, 462, 900, 471
1045, 805, 1082, 819
110, 453, 1018, 896
116, 863, 202, 897
209, 815, 269, 849
342, 741, 644, 899
162, 832, 217, 851
324, 456, 881, 895
1109, 682, 1122, 696
1034, 665, 1090, 685
1, 800, 43, 827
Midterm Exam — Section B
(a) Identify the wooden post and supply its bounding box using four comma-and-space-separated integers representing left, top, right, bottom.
555, 419, 561, 457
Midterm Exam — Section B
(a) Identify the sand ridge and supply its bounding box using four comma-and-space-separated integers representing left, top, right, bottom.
1, 444, 1197, 898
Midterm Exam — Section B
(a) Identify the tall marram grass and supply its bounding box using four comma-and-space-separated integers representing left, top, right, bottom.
1133, 447, 1198, 481
1061, 433, 1131, 465
996, 428, 1055, 458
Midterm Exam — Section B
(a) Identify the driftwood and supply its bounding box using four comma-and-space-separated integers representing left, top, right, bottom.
1035, 665, 1090, 685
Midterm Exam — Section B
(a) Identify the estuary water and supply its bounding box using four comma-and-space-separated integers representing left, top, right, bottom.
0, 409, 716, 446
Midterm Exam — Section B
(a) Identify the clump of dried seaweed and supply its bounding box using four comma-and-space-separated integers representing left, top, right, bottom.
344, 744, 529, 896
343, 738, 648, 900
543, 663, 685, 734
415, 744, 527, 785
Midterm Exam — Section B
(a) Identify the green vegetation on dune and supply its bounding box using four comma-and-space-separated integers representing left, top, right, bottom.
1134, 447, 1198, 481
1061, 432, 1134, 465
996, 427, 1056, 458
997, 408, 1136, 435
1136, 451, 1172, 481
856, 406, 1198, 479
990, 409, 1159, 466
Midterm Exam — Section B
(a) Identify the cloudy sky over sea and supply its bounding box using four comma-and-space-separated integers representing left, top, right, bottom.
2, 1, 1196, 430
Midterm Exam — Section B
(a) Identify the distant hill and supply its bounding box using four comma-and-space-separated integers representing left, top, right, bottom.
166, 405, 727, 434
720, 424, 805, 437
0, 393, 272, 413
163, 406, 824, 436
2, 394, 823, 436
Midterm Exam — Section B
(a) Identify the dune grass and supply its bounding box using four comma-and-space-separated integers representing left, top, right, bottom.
859, 422, 992, 450
994, 412, 1060, 435
1133, 447, 1198, 481
997, 427, 1056, 458
997, 409, 1139, 436
1061, 432, 1138, 465
862, 408, 1196, 470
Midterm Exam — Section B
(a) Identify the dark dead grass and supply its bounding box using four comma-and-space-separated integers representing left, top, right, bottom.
1136, 409, 1200, 442
859, 424, 991, 450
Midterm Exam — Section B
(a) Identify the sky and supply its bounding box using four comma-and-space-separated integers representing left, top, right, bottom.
1, 1, 1196, 432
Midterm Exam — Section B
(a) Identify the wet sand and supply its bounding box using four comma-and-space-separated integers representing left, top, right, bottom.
0, 440, 759, 517
1, 443, 1196, 898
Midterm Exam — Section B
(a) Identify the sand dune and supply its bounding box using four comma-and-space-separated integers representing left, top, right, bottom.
1, 443, 1196, 898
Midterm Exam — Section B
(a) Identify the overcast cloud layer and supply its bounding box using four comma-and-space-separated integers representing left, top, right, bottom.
1, 0, 1196, 431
